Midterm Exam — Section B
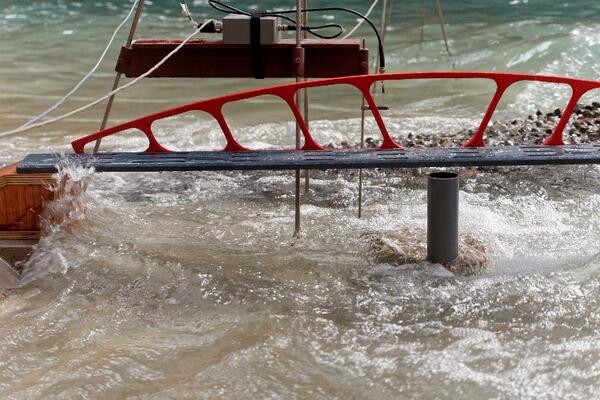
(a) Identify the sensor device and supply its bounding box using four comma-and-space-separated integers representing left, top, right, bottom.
222, 14, 281, 45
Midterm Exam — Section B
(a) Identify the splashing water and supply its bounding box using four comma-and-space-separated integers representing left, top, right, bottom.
19, 162, 95, 287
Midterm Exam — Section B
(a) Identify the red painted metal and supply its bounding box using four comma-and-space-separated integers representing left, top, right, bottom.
71, 71, 600, 154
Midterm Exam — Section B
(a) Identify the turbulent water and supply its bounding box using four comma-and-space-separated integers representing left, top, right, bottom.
2, 1, 600, 398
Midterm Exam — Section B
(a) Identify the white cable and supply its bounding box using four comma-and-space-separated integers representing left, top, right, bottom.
21, 0, 140, 129
342, 0, 379, 39
0, 22, 211, 140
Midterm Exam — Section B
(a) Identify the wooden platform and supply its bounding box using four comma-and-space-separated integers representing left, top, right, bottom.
116, 38, 369, 78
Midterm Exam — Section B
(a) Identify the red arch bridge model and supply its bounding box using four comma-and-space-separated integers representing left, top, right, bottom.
17, 71, 600, 173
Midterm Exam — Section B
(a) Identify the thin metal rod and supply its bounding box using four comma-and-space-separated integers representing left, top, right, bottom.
358, 108, 365, 218
303, 0, 310, 195
362, 2, 392, 216
372, 0, 390, 95
435, 0, 452, 57
94, 74, 122, 153
294, 0, 303, 237
93, 0, 146, 154
388, 0, 396, 26
303, 88, 310, 194
378, 0, 389, 65
420, 0, 426, 46
358, 38, 367, 219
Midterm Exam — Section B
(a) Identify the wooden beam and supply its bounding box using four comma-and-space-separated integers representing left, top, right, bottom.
116, 39, 369, 78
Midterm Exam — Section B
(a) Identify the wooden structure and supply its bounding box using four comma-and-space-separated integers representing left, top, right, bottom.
0, 163, 53, 240
0, 164, 52, 286
116, 38, 369, 78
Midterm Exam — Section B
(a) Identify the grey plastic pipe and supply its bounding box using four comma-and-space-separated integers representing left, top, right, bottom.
427, 172, 459, 264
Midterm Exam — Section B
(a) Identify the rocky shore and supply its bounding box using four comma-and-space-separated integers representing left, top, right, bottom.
345, 102, 600, 149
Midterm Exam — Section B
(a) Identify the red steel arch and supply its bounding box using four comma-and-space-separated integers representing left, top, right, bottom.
71, 71, 600, 154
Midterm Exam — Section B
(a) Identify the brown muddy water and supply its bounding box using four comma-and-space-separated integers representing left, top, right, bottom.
2, 1, 600, 399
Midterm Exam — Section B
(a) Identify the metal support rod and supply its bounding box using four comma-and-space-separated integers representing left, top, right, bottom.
293, 0, 304, 237
303, 0, 310, 195
358, 104, 365, 218
93, 0, 146, 154
373, 0, 389, 76
420, 0, 426, 46
435, 0, 452, 57
358, 39, 367, 219
388, 0, 396, 26
361, 2, 392, 216
303, 88, 310, 194
427, 172, 459, 264
372, 0, 391, 97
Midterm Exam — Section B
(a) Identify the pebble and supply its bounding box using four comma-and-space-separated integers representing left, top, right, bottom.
356, 102, 600, 149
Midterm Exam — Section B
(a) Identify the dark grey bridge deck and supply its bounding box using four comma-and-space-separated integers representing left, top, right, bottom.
17, 145, 600, 174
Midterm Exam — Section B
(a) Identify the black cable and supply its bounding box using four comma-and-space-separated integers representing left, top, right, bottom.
270, 6, 385, 70
206, 0, 386, 69
289, 23, 344, 40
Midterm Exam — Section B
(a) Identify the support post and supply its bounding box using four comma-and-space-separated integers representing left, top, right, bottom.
358, 39, 367, 219
420, 0, 426, 46
427, 172, 459, 264
303, 0, 310, 195
293, 0, 305, 237
93, 0, 146, 153
435, 0, 452, 57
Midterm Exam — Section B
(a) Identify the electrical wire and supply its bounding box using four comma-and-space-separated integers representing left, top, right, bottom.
19, 0, 140, 129
1, 1, 388, 138
207, 0, 343, 40
0, 21, 212, 140
207, 0, 385, 70
279, 7, 386, 70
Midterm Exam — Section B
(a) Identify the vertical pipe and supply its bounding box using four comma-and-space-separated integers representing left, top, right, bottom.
94, 0, 146, 153
427, 172, 459, 264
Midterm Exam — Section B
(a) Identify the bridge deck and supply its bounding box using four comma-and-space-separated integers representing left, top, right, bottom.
16, 145, 600, 173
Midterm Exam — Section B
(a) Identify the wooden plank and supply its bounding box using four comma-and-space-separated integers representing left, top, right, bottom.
0, 163, 53, 188
16, 186, 25, 229
116, 38, 369, 78
3, 187, 18, 230
24, 186, 34, 230
0, 239, 37, 248
0, 231, 41, 241
0, 163, 53, 233
0, 184, 5, 226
